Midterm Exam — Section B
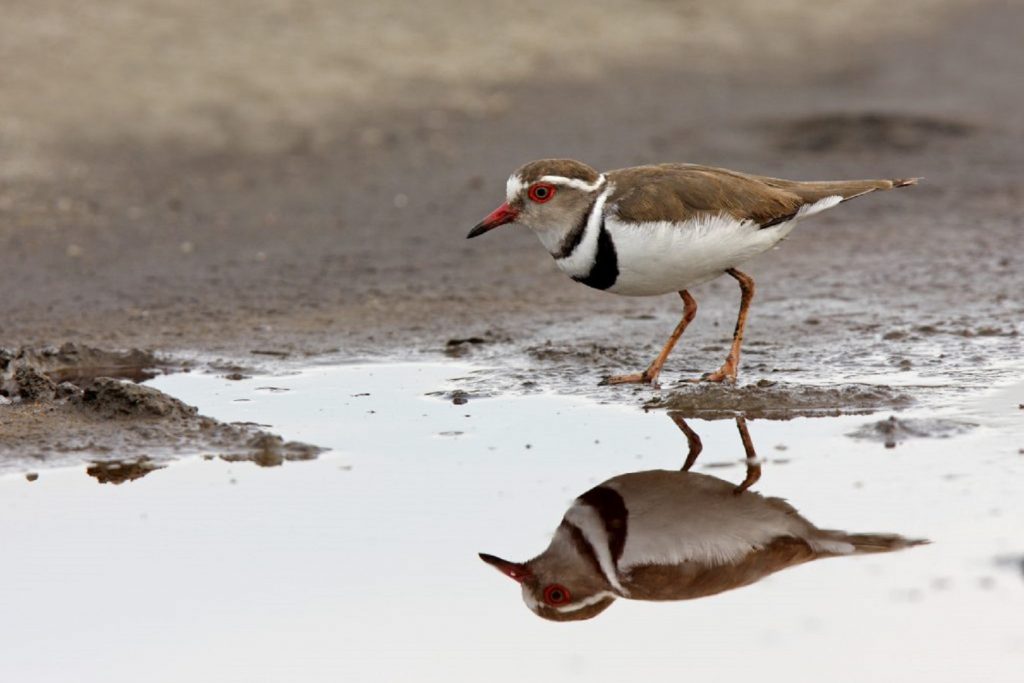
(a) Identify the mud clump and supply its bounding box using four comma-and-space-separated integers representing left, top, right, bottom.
1, 343, 165, 386
74, 378, 197, 420
0, 344, 325, 478
12, 366, 57, 402
646, 380, 914, 419
1, 343, 167, 402
847, 415, 976, 448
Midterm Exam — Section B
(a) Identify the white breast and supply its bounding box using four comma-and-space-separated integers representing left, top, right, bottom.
603, 195, 843, 296
603, 214, 791, 296
604, 471, 819, 570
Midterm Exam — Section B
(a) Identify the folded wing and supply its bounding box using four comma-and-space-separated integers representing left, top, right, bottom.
607, 163, 918, 228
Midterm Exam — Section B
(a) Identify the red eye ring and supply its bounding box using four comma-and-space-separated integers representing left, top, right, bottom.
543, 584, 571, 606
528, 183, 556, 203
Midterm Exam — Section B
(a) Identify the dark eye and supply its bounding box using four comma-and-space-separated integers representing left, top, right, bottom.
528, 183, 556, 203
543, 584, 571, 606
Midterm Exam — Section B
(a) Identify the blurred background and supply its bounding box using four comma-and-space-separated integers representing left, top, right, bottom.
1, 0, 1020, 357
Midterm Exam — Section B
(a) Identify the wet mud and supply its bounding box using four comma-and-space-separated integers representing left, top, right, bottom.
846, 415, 977, 448
0, 344, 322, 474
645, 381, 915, 420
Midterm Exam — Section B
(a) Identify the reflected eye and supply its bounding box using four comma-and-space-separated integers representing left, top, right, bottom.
543, 584, 571, 606
528, 183, 556, 203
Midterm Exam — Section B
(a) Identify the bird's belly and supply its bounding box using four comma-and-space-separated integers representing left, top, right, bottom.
604, 216, 792, 296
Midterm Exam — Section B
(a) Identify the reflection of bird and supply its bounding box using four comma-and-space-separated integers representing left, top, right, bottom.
468, 159, 918, 385
481, 469, 925, 621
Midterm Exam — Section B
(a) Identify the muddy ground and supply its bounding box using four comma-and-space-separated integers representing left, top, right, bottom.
0, 344, 321, 473
1, 1, 1022, 467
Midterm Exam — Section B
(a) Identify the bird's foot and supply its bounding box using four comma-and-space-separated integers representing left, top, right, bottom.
689, 366, 737, 384
732, 460, 762, 494
601, 370, 659, 387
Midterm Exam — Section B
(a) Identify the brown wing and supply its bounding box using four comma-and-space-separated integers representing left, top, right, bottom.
607, 164, 918, 228
621, 517, 924, 602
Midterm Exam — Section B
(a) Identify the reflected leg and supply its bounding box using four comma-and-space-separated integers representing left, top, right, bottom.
668, 412, 703, 471
733, 416, 762, 494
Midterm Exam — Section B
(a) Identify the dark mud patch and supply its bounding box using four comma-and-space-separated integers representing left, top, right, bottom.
526, 342, 637, 365
425, 387, 495, 405
846, 415, 976, 448
87, 458, 166, 484
0, 344, 324, 476
443, 330, 516, 358
219, 434, 322, 468
761, 111, 975, 153
646, 380, 913, 419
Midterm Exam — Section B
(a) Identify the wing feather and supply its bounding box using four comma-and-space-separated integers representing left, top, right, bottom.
607, 164, 916, 229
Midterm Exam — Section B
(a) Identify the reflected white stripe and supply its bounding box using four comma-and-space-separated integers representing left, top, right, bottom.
564, 499, 627, 594
555, 590, 618, 613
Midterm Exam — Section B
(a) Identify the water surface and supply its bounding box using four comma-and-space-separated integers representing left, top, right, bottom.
1, 364, 1021, 682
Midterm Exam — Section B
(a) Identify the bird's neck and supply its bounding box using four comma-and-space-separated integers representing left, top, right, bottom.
538, 184, 613, 278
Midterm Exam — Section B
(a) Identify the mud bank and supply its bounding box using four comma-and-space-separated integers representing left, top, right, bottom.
0, 344, 321, 474
645, 380, 914, 420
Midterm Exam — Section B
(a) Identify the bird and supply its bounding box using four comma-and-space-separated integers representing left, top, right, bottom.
479, 468, 926, 622
467, 159, 919, 385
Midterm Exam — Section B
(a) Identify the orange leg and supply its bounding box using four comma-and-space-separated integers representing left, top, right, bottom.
732, 416, 762, 494
603, 290, 698, 387
697, 268, 755, 383
668, 412, 703, 472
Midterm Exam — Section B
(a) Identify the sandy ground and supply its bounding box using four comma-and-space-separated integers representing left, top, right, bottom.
2, 1, 1022, 463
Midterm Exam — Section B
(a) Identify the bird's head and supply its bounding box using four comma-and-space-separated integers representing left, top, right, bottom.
467, 159, 605, 251
479, 524, 618, 622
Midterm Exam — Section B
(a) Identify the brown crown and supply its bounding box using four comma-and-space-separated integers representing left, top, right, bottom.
514, 159, 600, 184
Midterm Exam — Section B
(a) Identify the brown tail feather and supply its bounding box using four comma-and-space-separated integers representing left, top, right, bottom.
762, 176, 921, 204
838, 177, 921, 202
823, 531, 929, 555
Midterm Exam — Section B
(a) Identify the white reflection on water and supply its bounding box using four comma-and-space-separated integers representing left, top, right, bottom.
0, 364, 1021, 683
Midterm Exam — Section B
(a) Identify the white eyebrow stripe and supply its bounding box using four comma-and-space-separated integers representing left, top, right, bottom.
539, 174, 607, 192
554, 590, 618, 613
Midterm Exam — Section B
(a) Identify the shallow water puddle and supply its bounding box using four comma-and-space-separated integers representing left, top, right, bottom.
1, 364, 1022, 683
